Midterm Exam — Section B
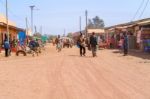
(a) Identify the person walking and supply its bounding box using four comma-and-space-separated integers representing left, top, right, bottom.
90, 32, 98, 57
123, 32, 128, 56
55, 35, 62, 52
4, 39, 10, 57
77, 34, 86, 56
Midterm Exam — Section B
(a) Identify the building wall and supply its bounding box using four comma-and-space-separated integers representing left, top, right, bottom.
0, 26, 18, 46
0, 26, 6, 45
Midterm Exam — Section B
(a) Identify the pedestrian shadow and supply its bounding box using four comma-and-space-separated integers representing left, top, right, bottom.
128, 51, 150, 60
113, 50, 123, 54
68, 55, 93, 58
82, 56, 93, 58
68, 55, 80, 57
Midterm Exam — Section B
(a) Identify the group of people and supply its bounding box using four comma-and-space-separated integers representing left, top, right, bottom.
27, 38, 45, 56
110, 32, 129, 56
3, 33, 129, 58
77, 32, 129, 57
1, 37, 19, 57
54, 32, 129, 57
1, 37, 44, 57
29, 38, 40, 52
54, 33, 98, 57
2, 37, 26, 57
77, 32, 98, 57
55, 35, 73, 52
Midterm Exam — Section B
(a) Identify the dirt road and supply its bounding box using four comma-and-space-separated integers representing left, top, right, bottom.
0, 44, 150, 99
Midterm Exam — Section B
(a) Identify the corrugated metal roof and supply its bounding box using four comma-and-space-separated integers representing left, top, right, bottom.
106, 18, 150, 29
137, 20, 150, 25
0, 22, 25, 31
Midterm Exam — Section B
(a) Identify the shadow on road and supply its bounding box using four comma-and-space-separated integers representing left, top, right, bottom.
68, 55, 80, 57
68, 55, 93, 58
112, 50, 150, 60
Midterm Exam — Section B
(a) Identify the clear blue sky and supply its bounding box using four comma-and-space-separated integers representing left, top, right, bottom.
0, 0, 150, 35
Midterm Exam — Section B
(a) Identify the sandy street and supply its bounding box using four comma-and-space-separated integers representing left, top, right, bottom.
0, 44, 150, 99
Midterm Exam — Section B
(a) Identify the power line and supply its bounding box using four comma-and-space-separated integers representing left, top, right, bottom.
0, 1, 22, 20
0, 0, 25, 27
139, 0, 150, 18
131, 0, 145, 21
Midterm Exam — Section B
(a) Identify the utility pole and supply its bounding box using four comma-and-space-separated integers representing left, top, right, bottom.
64, 29, 66, 37
6, 0, 9, 41
85, 10, 88, 38
79, 16, 82, 34
34, 26, 37, 33
26, 17, 29, 44
29, 5, 35, 35
25, 17, 29, 36
40, 26, 43, 35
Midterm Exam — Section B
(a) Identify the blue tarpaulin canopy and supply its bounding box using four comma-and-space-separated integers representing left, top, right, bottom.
18, 31, 26, 45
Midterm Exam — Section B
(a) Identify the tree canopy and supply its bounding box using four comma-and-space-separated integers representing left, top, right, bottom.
87, 16, 105, 29
67, 33, 73, 38
33, 33, 42, 38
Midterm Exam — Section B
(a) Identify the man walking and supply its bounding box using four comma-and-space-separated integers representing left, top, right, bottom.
77, 34, 86, 56
55, 35, 62, 52
90, 32, 98, 57
123, 32, 128, 56
4, 39, 10, 57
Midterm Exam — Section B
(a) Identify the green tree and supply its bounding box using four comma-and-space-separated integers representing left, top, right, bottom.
88, 19, 94, 29
33, 33, 42, 38
67, 33, 73, 38
87, 16, 105, 29
48, 35, 56, 40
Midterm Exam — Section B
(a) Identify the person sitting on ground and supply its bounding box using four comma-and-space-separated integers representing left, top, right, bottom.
29, 39, 37, 51
29, 38, 39, 56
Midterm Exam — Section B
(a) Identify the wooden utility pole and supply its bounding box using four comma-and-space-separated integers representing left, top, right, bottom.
26, 17, 29, 44
85, 10, 88, 37
29, 5, 35, 35
26, 17, 29, 36
79, 16, 82, 34
34, 26, 37, 33
6, 0, 9, 41
64, 29, 66, 37
40, 26, 43, 35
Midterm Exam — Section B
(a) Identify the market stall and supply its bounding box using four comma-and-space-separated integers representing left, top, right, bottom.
141, 28, 150, 52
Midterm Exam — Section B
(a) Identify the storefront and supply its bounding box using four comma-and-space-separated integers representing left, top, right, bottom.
105, 18, 150, 51
140, 26, 150, 52
133, 20, 150, 52
0, 22, 24, 52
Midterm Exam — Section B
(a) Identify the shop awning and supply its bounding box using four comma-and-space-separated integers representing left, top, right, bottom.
87, 29, 105, 34
137, 20, 150, 25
